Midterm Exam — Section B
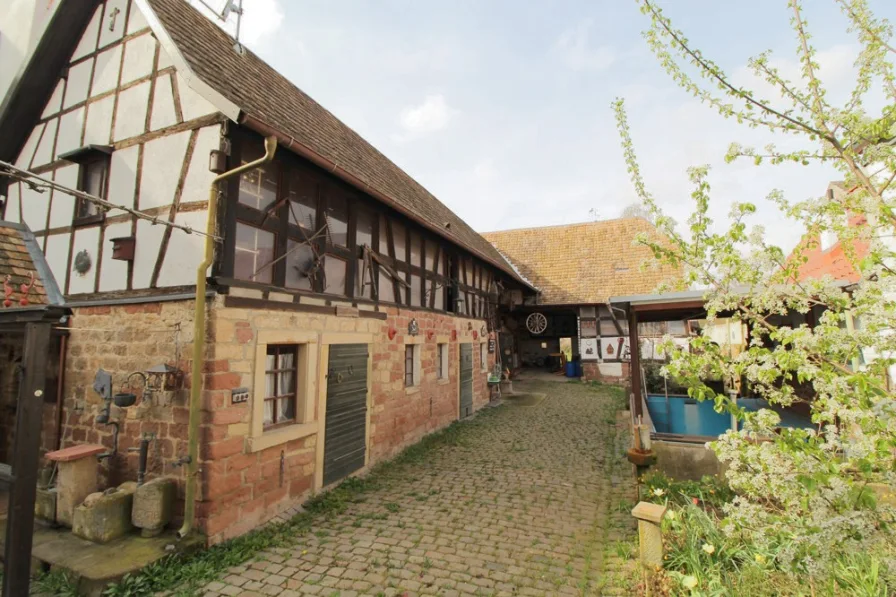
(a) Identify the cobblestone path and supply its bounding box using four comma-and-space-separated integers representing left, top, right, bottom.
198, 381, 637, 597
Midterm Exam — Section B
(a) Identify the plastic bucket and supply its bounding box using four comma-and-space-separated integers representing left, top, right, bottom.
565, 362, 576, 377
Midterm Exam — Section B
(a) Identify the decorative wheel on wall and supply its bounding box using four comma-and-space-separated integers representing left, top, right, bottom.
526, 312, 548, 335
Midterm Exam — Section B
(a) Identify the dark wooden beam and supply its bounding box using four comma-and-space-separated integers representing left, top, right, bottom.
0, 0, 102, 163
628, 307, 643, 421
224, 295, 388, 320
632, 300, 706, 313
2, 321, 52, 597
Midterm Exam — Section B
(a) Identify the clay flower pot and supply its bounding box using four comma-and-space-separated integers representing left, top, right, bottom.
626, 448, 656, 467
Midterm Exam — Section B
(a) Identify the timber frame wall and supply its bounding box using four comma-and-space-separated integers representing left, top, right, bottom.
217, 128, 506, 318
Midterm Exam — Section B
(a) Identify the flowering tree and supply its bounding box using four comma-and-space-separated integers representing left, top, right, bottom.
615, 0, 896, 579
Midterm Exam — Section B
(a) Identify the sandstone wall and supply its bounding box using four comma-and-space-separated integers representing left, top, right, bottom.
201, 298, 495, 543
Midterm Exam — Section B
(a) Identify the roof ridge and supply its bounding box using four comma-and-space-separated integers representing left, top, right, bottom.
481, 216, 653, 236
142, 0, 532, 287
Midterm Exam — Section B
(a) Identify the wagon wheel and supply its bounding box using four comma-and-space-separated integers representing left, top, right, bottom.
526, 312, 548, 335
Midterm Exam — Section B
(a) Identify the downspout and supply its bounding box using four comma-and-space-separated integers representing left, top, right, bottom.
178, 135, 277, 539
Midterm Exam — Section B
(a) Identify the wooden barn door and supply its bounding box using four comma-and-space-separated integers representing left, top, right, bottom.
323, 344, 369, 487
459, 343, 473, 418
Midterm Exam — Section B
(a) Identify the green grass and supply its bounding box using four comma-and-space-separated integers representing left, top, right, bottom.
32, 569, 80, 597
631, 480, 896, 596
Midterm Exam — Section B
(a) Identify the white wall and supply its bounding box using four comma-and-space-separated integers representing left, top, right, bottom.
6, 0, 222, 297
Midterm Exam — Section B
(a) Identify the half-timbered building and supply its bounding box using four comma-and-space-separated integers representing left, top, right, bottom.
0, 0, 535, 543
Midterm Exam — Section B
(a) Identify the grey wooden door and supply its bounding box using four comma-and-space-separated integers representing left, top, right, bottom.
459, 343, 473, 418
323, 344, 369, 487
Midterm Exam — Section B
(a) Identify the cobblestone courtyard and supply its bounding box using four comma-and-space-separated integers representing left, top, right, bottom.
198, 381, 637, 597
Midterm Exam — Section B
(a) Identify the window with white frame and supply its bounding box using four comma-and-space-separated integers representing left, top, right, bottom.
438, 343, 448, 379
480, 342, 488, 371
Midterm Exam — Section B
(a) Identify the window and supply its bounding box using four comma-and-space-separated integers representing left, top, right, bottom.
287, 170, 317, 230
264, 345, 298, 428
404, 344, 420, 388
74, 155, 109, 224
323, 255, 346, 294
438, 343, 448, 380
249, 331, 317, 453
480, 343, 488, 371
324, 193, 348, 246
235, 223, 275, 284
285, 240, 315, 290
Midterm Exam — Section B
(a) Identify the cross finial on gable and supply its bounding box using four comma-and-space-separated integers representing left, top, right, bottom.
108, 7, 121, 31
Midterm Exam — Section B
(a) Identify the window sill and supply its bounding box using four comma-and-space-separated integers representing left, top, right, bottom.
405, 385, 421, 395
437, 378, 450, 386
247, 421, 317, 453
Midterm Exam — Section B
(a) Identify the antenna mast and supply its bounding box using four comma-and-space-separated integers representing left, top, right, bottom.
193, 0, 245, 54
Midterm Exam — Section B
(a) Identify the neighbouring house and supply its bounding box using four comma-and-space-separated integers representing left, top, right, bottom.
791, 182, 870, 284
483, 219, 681, 384
0, 0, 537, 544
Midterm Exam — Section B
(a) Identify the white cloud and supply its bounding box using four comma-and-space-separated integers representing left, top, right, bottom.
187, 0, 284, 47
398, 94, 455, 136
554, 19, 615, 71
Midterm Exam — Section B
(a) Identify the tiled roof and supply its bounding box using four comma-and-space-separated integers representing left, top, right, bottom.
482, 218, 682, 305
0, 221, 63, 308
143, 0, 530, 287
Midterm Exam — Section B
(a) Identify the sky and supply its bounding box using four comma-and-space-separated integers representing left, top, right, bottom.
190, 0, 895, 253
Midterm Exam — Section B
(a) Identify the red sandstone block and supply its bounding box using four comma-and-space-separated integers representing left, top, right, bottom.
206, 372, 242, 390
289, 476, 312, 498
207, 408, 246, 425
244, 464, 263, 484
204, 360, 230, 373
204, 436, 244, 460
200, 424, 228, 444
45, 444, 105, 462
227, 452, 257, 472
232, 484, 253, 505
263, 486, 289, 509
123, 303, 162, 314
235, 322, 254, 344
262, 459, 280, 479
286, 450, 314, 469
256, 475, 281, 496
240, 495, 266, 517
205, 471, 242, 497
203, 508, 240, 536
79, 305, 112, 315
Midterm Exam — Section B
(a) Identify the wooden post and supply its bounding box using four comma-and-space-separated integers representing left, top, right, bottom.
2, 322, 51, 597
628, 307, 643, 420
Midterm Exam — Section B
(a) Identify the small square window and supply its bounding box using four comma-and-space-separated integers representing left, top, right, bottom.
405, 344, 420, 387
438, 343, 448, 379
264, 344, 298, 428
